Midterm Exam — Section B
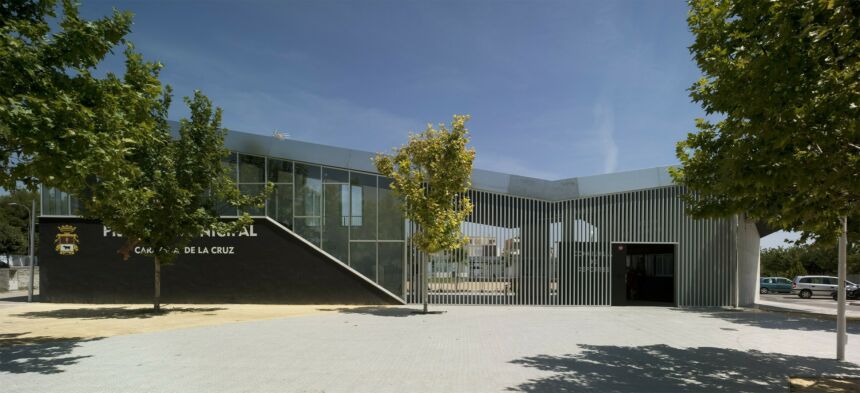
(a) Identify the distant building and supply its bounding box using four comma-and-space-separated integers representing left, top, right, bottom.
503, 236, 520, 258
465, 236, 497, 257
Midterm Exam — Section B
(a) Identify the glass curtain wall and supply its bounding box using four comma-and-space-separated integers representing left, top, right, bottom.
237, 154, 266, 216
294, 163, 322, 246
378, 178, 405, 296
267, 158, 293, 228
322, 168, 349, 262
239, 152, 405, 297
41, 188, 71, 215
217, 152, 239, 216
349, 173, 377, 280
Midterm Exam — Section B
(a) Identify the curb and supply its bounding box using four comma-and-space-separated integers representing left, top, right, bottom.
754, 303, 860, 321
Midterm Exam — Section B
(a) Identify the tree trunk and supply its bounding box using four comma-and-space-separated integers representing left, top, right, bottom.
154, 256, 161, 312
837, 216, 847, 361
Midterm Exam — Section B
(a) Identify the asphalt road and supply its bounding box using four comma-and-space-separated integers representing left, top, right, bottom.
760, 292, 860, 312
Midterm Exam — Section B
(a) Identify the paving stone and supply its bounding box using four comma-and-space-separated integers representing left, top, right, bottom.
1, 306, 859, 392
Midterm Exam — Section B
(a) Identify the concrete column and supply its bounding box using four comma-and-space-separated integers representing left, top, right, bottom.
736, 214, 761, 307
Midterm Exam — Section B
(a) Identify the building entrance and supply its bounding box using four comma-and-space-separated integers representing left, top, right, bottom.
611, 243, 675, 306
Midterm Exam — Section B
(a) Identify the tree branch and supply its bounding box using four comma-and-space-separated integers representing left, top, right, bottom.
117, 237, 140, 261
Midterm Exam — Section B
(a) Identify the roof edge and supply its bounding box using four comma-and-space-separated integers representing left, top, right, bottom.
170, 121, 679, 200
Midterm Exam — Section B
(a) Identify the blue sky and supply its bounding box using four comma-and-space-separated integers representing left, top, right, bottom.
78, 0, 796, 248
80, 0, 700, 180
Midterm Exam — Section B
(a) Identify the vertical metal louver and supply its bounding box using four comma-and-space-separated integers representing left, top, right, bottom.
405, 185, 735, 307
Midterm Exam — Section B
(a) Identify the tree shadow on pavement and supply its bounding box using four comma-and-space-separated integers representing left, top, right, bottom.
507, 344, 860, 392
318, 306, 426, 317
0, 333, 102, 374
681, 308, 860, 334
12, 306, 225, 320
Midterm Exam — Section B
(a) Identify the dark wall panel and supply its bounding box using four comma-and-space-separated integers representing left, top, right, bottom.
39, 217, 402, 305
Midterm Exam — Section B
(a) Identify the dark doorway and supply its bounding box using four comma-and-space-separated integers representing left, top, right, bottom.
611, 243, 675, 306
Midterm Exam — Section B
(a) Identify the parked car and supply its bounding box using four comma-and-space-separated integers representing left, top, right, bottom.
830, 283, 860, 301
759, 277, 792, 294
792, 276, 857, 299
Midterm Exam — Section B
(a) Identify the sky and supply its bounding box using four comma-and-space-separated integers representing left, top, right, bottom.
76, 0, 797, 248
79, 0, 700, 180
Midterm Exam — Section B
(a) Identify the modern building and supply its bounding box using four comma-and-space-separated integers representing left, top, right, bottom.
38, 126, 766, 307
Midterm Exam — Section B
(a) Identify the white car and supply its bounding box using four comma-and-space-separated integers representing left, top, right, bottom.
792, 275, 855, 299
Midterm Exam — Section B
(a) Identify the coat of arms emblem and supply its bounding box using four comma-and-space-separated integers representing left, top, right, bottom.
54, 225, 80, 255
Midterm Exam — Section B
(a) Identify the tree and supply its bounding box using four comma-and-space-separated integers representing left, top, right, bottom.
374, 115, 475, 313
760, 247, 807, 279
760, 244, 860, 278
1, 1, 267, 310
0, 196, 29, 261
673, 0, 859, 359
0, 190, 40, 262
89, 89, 269, 312
0, 0, 150, 198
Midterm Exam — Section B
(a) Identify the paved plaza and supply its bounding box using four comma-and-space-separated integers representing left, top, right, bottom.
2, 305, 859, 392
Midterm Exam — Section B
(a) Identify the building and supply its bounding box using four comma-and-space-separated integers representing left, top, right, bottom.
38, 126, 765, 307
503, 236, 521, 258
465, 236, 498, 258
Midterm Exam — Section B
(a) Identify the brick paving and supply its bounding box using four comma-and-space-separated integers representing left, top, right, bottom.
2, 306, 859, 392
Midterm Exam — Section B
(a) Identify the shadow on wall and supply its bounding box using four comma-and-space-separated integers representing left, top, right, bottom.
682, 308, 860, 334
0, 333, 102, 374
12, 306, 226, 320
507, 344, 860, 392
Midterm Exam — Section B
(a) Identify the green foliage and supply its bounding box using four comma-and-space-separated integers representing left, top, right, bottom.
0, 0, 143, 195
672, 0, 859, 245
0, 190, 39, 257
761, 242, 860, 278
374, 115, 475, 254
88, 90, 270, 265
0, 0, 269, 266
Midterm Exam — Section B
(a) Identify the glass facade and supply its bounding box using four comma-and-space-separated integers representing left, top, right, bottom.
322, 178, 349, 263
350, 241, 377, 281
294, 163, 322, 245
41, 188, 70, 216
378, 178, 404, 240
350, 173, 377, 240
267, 159, 292, 227
378, 242, 404, 297
238, 154, 266, 183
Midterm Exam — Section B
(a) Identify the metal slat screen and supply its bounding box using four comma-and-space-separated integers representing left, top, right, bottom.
406, 185, 736, 307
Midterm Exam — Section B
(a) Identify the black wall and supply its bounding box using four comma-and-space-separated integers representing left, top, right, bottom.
39, 217, 402, 305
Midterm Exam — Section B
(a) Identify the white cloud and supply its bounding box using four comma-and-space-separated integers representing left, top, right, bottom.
592, 101, 618, 174
212, 89, 423, 154
474, 152, 564, 180
129, 38, 426, 152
